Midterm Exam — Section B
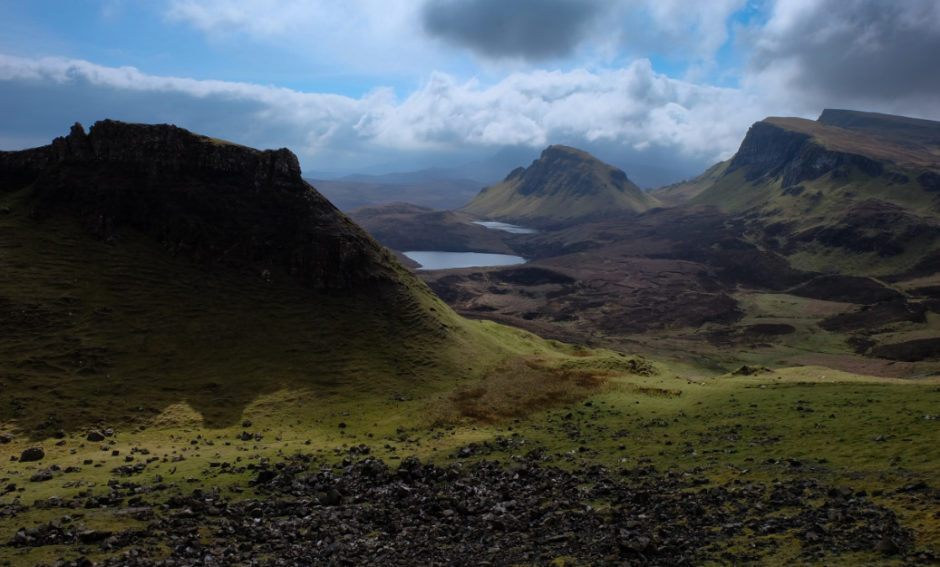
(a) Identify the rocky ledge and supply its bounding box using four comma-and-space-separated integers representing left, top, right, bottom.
0, 121, 400, 293
727, 120, 883, 187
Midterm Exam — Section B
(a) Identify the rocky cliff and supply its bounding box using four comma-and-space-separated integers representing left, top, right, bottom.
726, 118, 886, 188
696, 110, 940, 213
689, 109, 940, 277
460, 145, 657, 227
1, 121, 401, 293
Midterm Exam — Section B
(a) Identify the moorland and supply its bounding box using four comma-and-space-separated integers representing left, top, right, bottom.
0, 111, 937, 566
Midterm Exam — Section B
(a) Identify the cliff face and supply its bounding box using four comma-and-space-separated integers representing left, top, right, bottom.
689, 110, 940, 277
0, 121, 400, 293
460, 145, 657, 226
727, 119, 884, 187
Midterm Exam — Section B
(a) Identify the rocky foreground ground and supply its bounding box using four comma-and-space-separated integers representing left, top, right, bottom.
4, 443, 937, 566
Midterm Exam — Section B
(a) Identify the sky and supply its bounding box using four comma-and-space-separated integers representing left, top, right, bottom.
1, 0, 939, 188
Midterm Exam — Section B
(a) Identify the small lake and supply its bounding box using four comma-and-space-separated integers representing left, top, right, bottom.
473, 221, 537, 234
403, 251, 526, 271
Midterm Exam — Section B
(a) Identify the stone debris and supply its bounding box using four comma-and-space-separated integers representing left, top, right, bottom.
5, 448, 934, 566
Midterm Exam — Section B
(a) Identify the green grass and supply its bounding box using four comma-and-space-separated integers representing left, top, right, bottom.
2, 362, 938, 565
1, 185, 939, 564
0, 183, 547, 436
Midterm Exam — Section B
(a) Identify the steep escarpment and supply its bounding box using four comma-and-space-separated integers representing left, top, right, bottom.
725, 119, 885, 188
460, 145, 658, 227
688, 110, 940, 277
3, 121, 398, 293
697, 111, 940, 214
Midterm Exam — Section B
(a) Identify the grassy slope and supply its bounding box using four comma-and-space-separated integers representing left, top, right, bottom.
1, 181, 938, 563
0, 183, 585, 437
692, 135, 940, 277
1, 353, 937, 565
766, 116, 940, 170
650, 160, 730, 205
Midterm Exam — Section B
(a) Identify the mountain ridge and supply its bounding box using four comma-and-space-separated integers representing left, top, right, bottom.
3, 120, 403, 294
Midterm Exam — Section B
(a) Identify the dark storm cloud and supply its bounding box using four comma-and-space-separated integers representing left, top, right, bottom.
421, 0, 605, 61
751, 0, 940, 103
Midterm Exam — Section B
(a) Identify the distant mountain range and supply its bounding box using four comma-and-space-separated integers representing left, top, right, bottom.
306, 146, 539, 211
354, 109, 940, 374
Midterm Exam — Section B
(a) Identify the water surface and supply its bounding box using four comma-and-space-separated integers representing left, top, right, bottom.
473, 221, 537, 234
403, 251, 526, 271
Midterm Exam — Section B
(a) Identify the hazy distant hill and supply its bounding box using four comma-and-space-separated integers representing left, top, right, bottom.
307, 177, 483, 211
349, 202, 515, 254
460, 145, 659, 227
306, 146, 539, 211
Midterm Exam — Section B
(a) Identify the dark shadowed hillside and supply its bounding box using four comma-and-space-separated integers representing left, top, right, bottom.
0, 121, 544, 435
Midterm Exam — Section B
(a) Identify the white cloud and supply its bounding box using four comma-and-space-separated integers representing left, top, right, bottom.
1, 53, 768, 177
354, 62, 761, 163
164, 0, 434, 77
163, 0, 751, 82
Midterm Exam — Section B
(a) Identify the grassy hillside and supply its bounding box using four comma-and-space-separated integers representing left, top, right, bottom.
650, 160, 729, 205
0, 182, 646, 442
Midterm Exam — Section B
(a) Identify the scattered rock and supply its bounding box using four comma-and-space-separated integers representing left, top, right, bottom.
29, 468, 55, 482
19, 446, 45, 462
86, 429, 106, 442
4, 451, 908, 567
731, 365, 772, 376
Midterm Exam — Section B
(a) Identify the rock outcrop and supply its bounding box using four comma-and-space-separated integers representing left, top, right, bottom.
727, 119, 885, 187
1, 121, 401, 293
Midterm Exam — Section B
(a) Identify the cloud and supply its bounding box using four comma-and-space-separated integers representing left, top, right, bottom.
421, 0, 605, 61
355, 61, 762, 166
608, 0, 746, 65
164, 0, 433, 78
0, 53, 767, 183
746, 0, 940, 115
420, 0, 748, 75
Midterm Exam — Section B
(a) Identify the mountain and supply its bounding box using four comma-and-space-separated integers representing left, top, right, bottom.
459, 145, 659, 227
693, 110, 940, 215
688, 109, 940, 277
0, 120, 530, 435
2, 121, 402, 292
